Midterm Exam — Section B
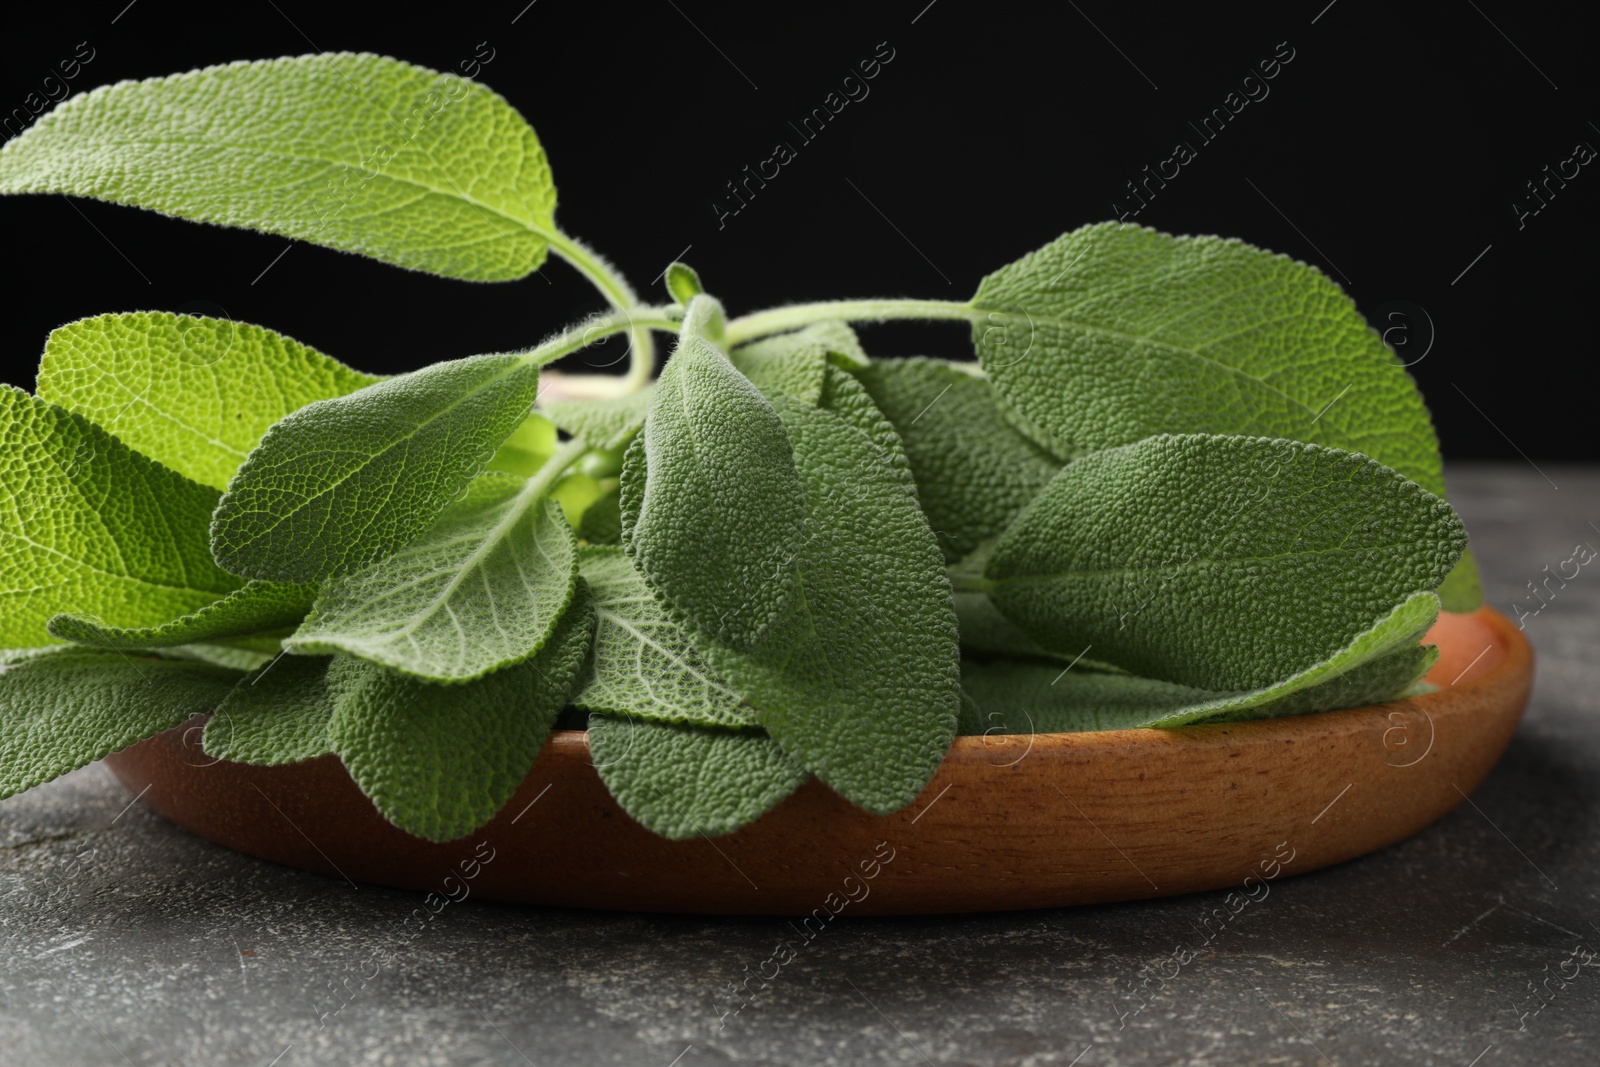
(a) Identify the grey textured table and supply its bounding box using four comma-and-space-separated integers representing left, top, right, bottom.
3, 464, 1596, 1067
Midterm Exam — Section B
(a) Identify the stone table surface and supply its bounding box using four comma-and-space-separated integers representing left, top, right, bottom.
2, 463, 1597, 1067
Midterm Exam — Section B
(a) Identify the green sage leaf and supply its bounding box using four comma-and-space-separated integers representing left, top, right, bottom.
0, 386, 241, 649
985, 434, 1466, 690
664, 262, 704, 305
0, 54, 559, 280
0, 649, 241, 798
972, 224, 1447, 494
963, 591, 1441, 733
686, 396, 960, 814
211, 353, 541, 583
328, 582, 595, 842
201, 654, 345, 766
38, 312, 378, 491
285, 473, 577, 683
573, 546, 751, 728
49, 580, 313, 650
859, 357, 1059, 561
588, 717, 805, 839
621, 298, 806, 650
542, 390, 652, 452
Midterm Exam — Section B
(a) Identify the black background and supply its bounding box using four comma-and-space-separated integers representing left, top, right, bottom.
1, 1, 1593, 462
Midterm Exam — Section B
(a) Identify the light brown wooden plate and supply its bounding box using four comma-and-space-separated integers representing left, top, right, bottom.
104, 607, 1531, 915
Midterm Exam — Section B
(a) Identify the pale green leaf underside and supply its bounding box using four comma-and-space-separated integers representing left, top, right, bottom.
161, 643, 276, 671
0, 53, 558, 281
287, 474, 577, 682
0, 649, 241, 798
578, 487, 622, 545
202, 654, 345, 765
573, 546, 752, 728
1438, 546, 1485, 613
38, 312, 379, 491
329, 583, 594, 842
687, 396, 960, 814
542, 390, 652, 453
487, 413, 558, 477
588, 717, 806, 839
211, 353, 542, 583
972, 223, 1448, 499
622, 325, 806, 651
49, 579, 313, 650
0, 386, 240, 649
962, 590, 1441, 733
986, 434, 1465, 691
859, 357, 1060, 561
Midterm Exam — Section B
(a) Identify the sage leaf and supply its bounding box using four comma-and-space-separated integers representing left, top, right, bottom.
0, 649, 241, 798
985, 434, 1466, 690
729, 324, 834, 404
621, 298, 806, 650
972, 224, 1448, 494
664, 262, 704, 305
38, 312, 378, 491
689, 396, 960, 814
731, 323, 911, 488
963, 590, 1441, 733
285, 472, 577, 683
588, 717, 805, 839
578, 487, 623, 545
162, 644, 275, 671
542, 389, 652, 452
486, 413, 558, 477
49, 580, 313, 650
859, 357, 1059, 561
0, 386, 241, 649
974, 224, 1482, 610
574, 546, 752, 728
0, 54, 559, 281
818, 363, 913, 487
329, 582, 595, 842
201, 654, 345, 765
1437, 545, 1485, 613
211, 353, 542, 583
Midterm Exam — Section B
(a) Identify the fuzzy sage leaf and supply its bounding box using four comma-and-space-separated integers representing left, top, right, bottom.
962, 591, 1441, 733
589, 717, 806, 839
201, 655, 345, 766
328, 582, 595, 841
49, 580, 313, 651
0, 386, 242, 649
683, 395, 961, 814
621, 296, 806, 650
285, 470, 578, 683
1, 649, 242, 799
859, 358, 1060, 562
38, 313, 378, 491
211, 353, 542, 583
984, 434, 1466, 690
573, 546, 751, 728
0, 54, 560, 281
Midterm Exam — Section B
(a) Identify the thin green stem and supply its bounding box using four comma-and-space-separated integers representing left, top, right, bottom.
522, 436, 590, 500
520, 305, 682, 371
545, 229, 658, 391
470, 437, 589, 559
724, 298, 980, 346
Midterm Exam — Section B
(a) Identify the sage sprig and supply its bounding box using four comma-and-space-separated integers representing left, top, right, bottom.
0, 54, 1474, 843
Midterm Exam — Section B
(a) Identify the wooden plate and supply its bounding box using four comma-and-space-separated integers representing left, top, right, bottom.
103, 607, 1531, 915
